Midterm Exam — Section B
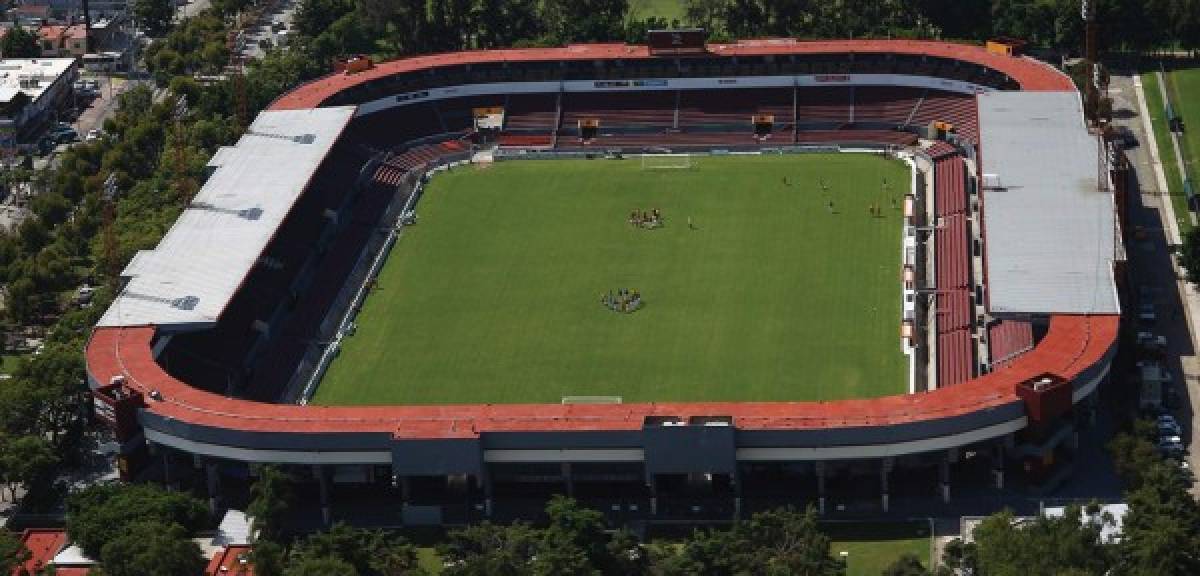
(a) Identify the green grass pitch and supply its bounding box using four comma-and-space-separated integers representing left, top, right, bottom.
314, 153, 909, 405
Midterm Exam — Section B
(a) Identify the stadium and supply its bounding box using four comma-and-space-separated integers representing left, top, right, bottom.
86, 37, 1123, 524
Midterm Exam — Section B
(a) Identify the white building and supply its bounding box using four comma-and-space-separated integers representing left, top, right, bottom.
0, 57, 77, 150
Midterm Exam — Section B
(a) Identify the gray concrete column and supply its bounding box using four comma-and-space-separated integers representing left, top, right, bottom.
314, 465, 331, 527
482, 471, 494, 518
939, 457, 951, 503
992, 444, 1005, 490
733, 468, 742, 520
881, 458, 892, 513
649, 476, 658, 516
561, 462, 574, 498
399, 476, 411, 503
816, 461, 827, 515
205, 462, 219, 514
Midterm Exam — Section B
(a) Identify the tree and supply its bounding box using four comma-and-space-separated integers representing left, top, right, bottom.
249, 540, 286, 576
132, 0, 174, 37
1110, 422, 1164, 489
0, 529, 30, 576
540, 495, 614, 571
542, 0, 629, 43
67, 483, 208, 558
1182, 226, 1200, 286
290, 523, 423, 575
960, 506, 1112, 575
0, 435, 57, 501
439, 521, 541, 575
656, 506, 844, 576
247, 466, 292, 543
0, 27, 41, 58
882, 553, 931, 576
1117, 463, 1200, 575
99, 520, 207, 576
284, 555, 358, 576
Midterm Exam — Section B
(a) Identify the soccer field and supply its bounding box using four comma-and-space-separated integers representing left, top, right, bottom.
314, 153, 909, 405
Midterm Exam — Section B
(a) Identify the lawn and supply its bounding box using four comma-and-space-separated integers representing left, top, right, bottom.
1142, 70, 1193, 235
1163, 65, 1200, 227
315, 154, 909, 405
629, 0, 685, 22
826, 521, 933, 576
0, 354, 26, 375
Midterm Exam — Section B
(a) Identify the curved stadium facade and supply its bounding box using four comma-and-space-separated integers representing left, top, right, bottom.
86, 39, 1122, 522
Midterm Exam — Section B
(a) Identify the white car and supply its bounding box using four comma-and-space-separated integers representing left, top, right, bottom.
86, 129, 102, 142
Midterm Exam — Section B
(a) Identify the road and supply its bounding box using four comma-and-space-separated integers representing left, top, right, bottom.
1112, 71, 1200, 493
241, 0, 298, 60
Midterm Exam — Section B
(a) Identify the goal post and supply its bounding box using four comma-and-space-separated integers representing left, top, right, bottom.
640, 153, 694, 170
561, 395, 623, 404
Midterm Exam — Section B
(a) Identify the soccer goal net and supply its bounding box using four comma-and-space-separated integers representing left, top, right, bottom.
640, 154, 693, 170
561, 395, 624, 404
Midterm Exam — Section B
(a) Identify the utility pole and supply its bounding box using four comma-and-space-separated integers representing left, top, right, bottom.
172, 95, 193, 208
1081, 0, 1103, 124
102, 173, 119, 287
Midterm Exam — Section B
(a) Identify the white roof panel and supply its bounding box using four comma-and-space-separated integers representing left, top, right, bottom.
979, 91, 1119, 315
98, 106, 356, 328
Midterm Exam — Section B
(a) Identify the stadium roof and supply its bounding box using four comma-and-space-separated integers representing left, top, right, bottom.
978, 91, 1119, 315
270, 39, 1074, 110
97, 107, 355, 329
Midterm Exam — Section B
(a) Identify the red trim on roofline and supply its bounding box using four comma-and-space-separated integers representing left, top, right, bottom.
86, 313, 1116, 439
268, 39, 1074, 111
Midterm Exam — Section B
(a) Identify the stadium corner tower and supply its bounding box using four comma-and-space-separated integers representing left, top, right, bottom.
87, 37, 1123, 523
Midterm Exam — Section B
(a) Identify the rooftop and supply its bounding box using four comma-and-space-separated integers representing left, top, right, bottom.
270, 39, 1074, 111
14, 529, 65, 576
0, 58, 75, 104
39, 24, 87, 42
205, 545, 255, 576
979, 91, 1119, 315
97, 106, 356, 329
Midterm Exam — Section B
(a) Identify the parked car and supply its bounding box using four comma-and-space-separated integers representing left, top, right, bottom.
1159, 438, 1186, 456
1138, 331, 1168, 356
47, 127, 78, 144
1114, 126, 1138, 148
1138, 302, 1156, 325
85, 129, 102, 142
1159, 420, 1183, 437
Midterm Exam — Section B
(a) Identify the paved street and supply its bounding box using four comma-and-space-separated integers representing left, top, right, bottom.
241, 0, 297, 60
72, 75, 127, 137
1112, 71, 1200, 493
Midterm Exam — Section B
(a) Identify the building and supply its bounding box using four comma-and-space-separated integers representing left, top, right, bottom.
8, 6, 51, 27
10, 529, 94, 576
0, 57, 77, 150
38, 24, 87, 58
205, 545, 255, 576
86, 39, 1123, 525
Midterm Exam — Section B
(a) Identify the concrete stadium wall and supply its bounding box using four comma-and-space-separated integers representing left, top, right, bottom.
354, 74, 993, 117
